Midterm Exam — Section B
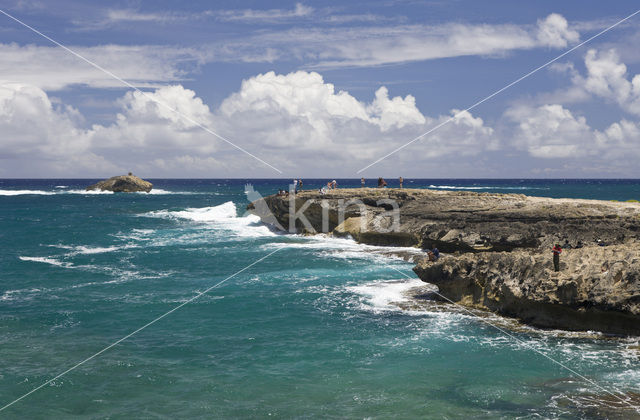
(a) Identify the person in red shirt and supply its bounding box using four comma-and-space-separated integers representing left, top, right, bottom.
552, 244, 562, 272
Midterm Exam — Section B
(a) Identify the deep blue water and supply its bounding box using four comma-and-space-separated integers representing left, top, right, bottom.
1, 179, 639, 418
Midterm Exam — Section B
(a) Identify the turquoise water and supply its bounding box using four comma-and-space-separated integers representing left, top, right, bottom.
1, 179, 639, 418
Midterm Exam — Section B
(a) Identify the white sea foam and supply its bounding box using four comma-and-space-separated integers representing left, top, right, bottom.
74, 245, 132, 254
0, 188, 182, 196
0, 189, 56, 196
140, 188, 172, 194
48, 244, 138, 255
18, 256, 71, 267
347, 278, 426, 312
428, 185, 548, 190
150, 201, 237, 221
264, 234, 424, 262
144, 201, 277, 238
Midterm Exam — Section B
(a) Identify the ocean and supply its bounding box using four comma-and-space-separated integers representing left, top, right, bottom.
1, 179, 639, 418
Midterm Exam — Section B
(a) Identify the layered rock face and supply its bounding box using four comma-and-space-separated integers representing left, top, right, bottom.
413, 245, 640, 335
86, 175, 153, 193
251, 188, 640, 335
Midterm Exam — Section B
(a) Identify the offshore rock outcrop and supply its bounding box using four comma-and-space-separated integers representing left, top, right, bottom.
250, 188, 640, 335
86, 174, 153, 193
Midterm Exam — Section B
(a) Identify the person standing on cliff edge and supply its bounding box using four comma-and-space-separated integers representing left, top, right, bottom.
399, 177, 404, 188
552, 244, 562, 272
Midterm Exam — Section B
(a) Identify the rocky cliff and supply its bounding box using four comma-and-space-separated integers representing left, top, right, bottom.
86, 174, 153, 193
250, 188, 640, 335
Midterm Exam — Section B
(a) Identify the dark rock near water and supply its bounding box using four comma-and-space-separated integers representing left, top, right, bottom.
250, 188, 640, 335
86, 174, 153, 193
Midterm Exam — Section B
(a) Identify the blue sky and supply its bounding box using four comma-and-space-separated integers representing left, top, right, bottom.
1, 0, 640, 177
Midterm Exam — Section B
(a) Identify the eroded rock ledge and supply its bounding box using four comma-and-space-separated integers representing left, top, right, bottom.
250, 188, 640, 335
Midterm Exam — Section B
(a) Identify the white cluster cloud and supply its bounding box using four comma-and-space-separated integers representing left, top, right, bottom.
506, 104, 594, 158
0, 82, 116, 174
217, 71, 494, 170
498, 47, 640, 174
506, 102, 640, 166
579, 49, 640, 115
0, 72, 497, 176
536, 13, 580, 48
219, 71, 426, 132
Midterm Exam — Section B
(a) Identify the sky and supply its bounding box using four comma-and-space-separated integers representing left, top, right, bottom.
1, 0, 640, 178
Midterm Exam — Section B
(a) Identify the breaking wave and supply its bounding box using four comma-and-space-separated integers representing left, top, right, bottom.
143, 201, 277, 238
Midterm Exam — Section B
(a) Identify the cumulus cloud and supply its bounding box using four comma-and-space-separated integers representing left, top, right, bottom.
536, 13, 579, 48
217, 71, 495, 172
0, 72, 497, 176
506, 104, 594, 158
579, 49, 640, 115
505, 102, 640, 172
546, 49, 640, 115
0, 82, 117, 175
0, 43, 210, 90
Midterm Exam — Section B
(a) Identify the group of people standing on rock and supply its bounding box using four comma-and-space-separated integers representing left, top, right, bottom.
361, 177, 404, 188
279, 179, 303, 196
319, 180, 337, 195
293, 179, 303, 193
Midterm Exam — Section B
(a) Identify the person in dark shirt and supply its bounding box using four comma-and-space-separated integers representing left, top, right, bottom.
552, 244, 562, 272
431, 244, 440, 260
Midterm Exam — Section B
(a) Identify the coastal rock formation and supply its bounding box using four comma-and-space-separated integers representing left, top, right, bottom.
413, 244, 640, 335
250, 188, 640, 335
86, 174, 153, 193
252, 188, 640, 251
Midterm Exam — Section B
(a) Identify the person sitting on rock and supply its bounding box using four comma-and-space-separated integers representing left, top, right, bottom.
378, 177, 387, 188
431, 245, 440, 260
552, 244, 562, 272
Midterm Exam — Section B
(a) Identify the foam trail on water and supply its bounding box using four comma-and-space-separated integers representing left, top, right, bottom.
0, 188, 181, 196
428, 185, 548, 190
144, 201, 276, 238
18, 256, 71, 267
0, 190, 56, 196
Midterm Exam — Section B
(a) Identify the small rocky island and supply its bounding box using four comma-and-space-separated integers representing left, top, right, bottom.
86, 174, 153, 193
250, 188, 640, 336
